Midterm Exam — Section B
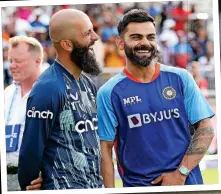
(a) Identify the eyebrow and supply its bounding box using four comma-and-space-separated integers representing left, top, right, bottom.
129, 33, 156, 37
83, 24, 94, 36
83, 29, 92, 36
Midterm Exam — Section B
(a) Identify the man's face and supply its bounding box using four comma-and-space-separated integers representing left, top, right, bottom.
69, 18, 101, 76
121, 22, 158, 67
8, 42, 39, 83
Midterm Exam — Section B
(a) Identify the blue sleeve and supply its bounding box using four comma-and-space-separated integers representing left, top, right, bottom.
97, 86, 118, 142
18, 82, 61, 190
181, 70, 214, 124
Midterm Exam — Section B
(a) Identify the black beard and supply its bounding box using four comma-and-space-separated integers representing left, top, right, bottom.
124, 43, 158, 67
70, 41, 102, 76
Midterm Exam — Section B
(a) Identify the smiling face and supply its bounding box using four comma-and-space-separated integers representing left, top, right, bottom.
68, 17, 101, 76
49, 9, 102, 76
117, 21, 158, 67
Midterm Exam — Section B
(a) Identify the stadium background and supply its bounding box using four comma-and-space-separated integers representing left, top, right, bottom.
1, 0, 219, 191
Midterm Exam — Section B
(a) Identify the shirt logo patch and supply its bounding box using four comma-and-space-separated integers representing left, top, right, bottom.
123, 96, 142, 106
162, 86, 176, 100
127, 114, 142, 128
27, 107, 53, 119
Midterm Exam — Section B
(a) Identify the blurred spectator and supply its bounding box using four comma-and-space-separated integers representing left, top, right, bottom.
198, 40, 215, 89
41, 50, 51, 73
17, 7, 33, 20
172, 30, 194, 68
159, 5, 168, 33
45, 43, 56, 65
33, 27, 50, 48
2, 24, 12, 42
104, 35, 125, 68
189, 61, 208, 98
148, 3, 161, 19
115, 3, 124, 16
29, 8, 49, 28
160, 19, 178, 47
100, 7, 118, 42
3, 43, 12, 88
194, 27, 208, 58
188, 4, 204, 34
164, 1, 176, 16
158, 33, 173, 66
170, 1, 190, 32
29, 8, 47, 27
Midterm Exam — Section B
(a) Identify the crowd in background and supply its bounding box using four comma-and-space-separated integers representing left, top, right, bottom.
2, 1, 215, 91
1, 1, 217, 154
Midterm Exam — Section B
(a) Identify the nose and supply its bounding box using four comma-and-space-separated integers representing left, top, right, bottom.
92, 31, 99, 42
9, 60, 17, 71
141, 37, 151, 47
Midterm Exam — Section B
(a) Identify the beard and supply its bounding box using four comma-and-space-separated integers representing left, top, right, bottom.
124, 42, 158, 67
70, 40, 102, 76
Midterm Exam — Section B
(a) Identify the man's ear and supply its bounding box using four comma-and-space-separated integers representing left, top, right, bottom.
60, 40, 73, 52
116, 36, 124, 51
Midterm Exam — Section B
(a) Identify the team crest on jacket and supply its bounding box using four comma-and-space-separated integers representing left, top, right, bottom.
163, 86, 176, 100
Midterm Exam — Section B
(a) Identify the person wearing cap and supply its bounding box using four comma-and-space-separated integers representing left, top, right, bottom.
160, 19, 178, 47
18, 9, 103, 190
158, 33, 173, 66
5, 36, 44, 191
97, 9, 214, 187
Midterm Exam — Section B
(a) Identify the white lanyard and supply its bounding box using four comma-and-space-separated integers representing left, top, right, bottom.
6, 86, 26, 125
6, 87, 18, 125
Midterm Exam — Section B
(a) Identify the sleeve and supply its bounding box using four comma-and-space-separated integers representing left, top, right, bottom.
18, 83, 61, 190
97, 86, 118, 142
182, 70, 214, 124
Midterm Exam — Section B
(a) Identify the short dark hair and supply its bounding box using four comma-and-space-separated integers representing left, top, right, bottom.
117, 9, 155, 36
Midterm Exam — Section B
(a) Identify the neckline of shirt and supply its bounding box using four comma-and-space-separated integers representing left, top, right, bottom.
55, 59, 81, 81
122, 63, 160, 83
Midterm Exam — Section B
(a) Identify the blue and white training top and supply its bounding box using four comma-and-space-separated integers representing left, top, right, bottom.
18, 60, 103, 190
97, 63, 214, 187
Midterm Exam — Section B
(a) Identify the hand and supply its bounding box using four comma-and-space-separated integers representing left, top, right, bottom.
151, 170, 186, 186
26, 176, 43, 190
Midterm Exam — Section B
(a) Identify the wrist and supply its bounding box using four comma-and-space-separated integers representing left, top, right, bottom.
177, 165, 191, 176
175, 169, 187, 183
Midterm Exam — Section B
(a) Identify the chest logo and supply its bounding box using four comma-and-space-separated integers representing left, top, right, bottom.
162, 86, 176, 100
123, 96, 142, 106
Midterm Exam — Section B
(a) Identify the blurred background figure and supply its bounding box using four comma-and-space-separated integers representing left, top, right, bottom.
170, 1, 190, 32
104, 35, 125, 68
3, 42, 11, 88
172, 30, 194, 68
158, 33, 173, 66
189, 61, 208, 99
160, 19, 178, 48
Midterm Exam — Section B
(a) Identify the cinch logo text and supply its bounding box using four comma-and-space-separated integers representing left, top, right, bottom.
75, 116, 98, 134
27, 107, 53, 119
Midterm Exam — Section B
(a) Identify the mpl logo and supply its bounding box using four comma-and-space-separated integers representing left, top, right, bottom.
123, 96, 142, 106
27, 107, 53, 119
127, 114, 142, 128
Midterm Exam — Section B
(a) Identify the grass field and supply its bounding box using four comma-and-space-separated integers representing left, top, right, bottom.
115, 168, 218, 187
